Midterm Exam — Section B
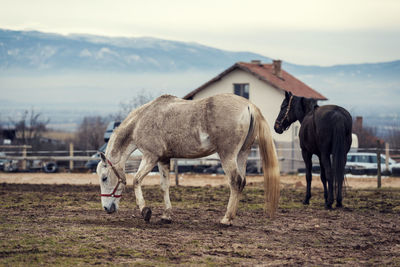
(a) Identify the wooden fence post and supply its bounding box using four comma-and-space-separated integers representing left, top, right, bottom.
377, 140, 381, 188
174, 159, 179, 186
22, 145, 27, 171
69, 143, 74, 171
385, 143, 390, 173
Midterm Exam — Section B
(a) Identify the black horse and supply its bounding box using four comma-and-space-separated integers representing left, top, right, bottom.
274, 92, 352, 209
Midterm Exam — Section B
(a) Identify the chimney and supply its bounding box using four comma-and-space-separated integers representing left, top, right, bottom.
355, 116, 363, 131
273, 60, 282, 78
251, 59, 262, 65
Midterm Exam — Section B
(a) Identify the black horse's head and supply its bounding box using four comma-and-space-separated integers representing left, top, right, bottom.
274, 91, 318, 134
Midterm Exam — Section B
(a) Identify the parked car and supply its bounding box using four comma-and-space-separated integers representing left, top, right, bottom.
203, 163, 224, 174
0, 152, 8, 171
1, 157, 58, 173
202, 161, 260, 174
85, 121, 121, 172
104, 121, 121, 142
0, 152, 19, 172
85, 143, 107, 172
346, 152, 399, 175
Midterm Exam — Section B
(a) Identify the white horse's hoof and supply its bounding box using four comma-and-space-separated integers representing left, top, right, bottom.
220, 217, 232, 226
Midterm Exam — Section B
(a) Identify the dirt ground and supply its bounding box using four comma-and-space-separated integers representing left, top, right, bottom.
0, 172, 399, 266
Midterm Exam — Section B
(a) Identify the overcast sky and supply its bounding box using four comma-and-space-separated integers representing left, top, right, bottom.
1, 0, 400, 65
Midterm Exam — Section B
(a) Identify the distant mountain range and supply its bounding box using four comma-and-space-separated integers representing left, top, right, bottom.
2, 28, 398, 76
0, 28, 399, 131
0, 28, 271, 72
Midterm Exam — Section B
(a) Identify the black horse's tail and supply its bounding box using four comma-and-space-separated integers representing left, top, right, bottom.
331, 123, 347, 197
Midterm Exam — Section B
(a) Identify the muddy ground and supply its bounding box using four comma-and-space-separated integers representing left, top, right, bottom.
0, 176, 400, 266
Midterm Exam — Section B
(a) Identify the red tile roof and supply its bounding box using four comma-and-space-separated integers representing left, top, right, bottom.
184, 62, 327, 100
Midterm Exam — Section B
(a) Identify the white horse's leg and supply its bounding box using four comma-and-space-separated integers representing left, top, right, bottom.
158, 161, 173, 223
219, 156, 244, 226
237, 146, 252, 180
220, 147, 252, 226
133, 155, 157, 222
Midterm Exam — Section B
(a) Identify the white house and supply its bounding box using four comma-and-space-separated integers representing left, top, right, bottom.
184, 60, 327, 173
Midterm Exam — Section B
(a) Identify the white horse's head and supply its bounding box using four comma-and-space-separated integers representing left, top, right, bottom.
97, 152, 126, 214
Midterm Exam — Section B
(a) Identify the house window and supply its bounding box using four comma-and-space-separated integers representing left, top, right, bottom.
234, 84, 249, 99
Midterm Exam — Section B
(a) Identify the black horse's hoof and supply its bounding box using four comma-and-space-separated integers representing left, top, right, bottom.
141, 207, 152, 222
325, 204, 333, 210
303, 200, 310, 205
336, 202, 343, 208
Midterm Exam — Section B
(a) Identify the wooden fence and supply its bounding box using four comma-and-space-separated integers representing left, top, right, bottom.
1, 143, 399, 188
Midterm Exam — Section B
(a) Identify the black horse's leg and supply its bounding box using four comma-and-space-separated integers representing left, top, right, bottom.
320, 153, 333, 209
336, 181, 343, 208
335, 155, 346, 208
319, 158, 328, 203
302, 150, 313, 205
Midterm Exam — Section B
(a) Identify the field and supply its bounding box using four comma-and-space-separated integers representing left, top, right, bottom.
0, 175, 400, 266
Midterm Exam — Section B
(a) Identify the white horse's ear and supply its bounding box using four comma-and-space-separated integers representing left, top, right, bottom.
99, 152, 107, 164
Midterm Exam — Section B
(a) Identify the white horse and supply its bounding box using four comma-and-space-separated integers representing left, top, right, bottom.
97, 93, 280, 225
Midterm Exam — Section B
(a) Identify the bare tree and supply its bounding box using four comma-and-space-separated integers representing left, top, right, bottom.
384, 122, 400, 149
114, 90, 157, 121
356, 126, 381, 148
352, 116, 382, 148
75, 116, 107, 150
12, 108, 49, 149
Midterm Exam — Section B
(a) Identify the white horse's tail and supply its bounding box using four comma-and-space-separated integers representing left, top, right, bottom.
252, 105, 280, 218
